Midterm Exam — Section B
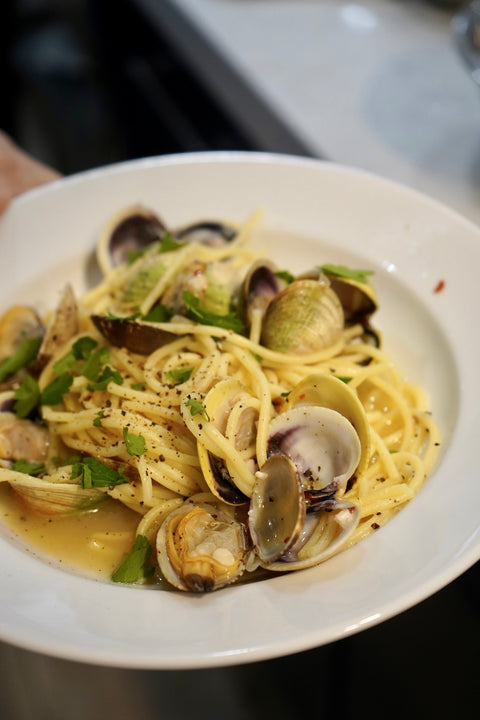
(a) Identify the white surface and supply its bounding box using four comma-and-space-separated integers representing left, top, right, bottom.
0, 152, 478, 669
141, 1, 480, 225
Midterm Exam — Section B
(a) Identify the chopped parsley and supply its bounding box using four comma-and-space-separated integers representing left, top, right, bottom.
182, 291, 245, 334
87, 366, 123, 391
275, 269, 295, 284
165, 366, 193, 385
11, 459, 46, 476
54, 336, 98, 374
80, 346, 110, 381
318, 264, 374, 284
185, 397, 210, 421
142, 304, 173, 323
0, 336, 42, 383
71, 456, 129, 489
40, 372, 74, 405
13, 375, 41, 418
123, 426, 146, 457
93, 410, 105, 427
111, 534, 154, 583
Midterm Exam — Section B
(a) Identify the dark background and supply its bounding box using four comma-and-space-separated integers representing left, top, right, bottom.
0, 1, 478, 718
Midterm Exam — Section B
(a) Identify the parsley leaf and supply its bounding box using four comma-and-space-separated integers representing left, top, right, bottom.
111, 535, 154, 583
41, 372, 74, 405
93, 410, 105, 427
81, 346, 110, 381
11, 459, 46, 476
142, 304, 173, 323
123, 427, 146, 456
87, 366, 123, 391
182, 291, 245, 334
165, 366, 193, 385
275, 270, 295, 284
157, 232, 185, 254
14, 375, 41, 418
318, 264, 374, 284
0, 336, 42, 383
71, 456, 129, 488
54, 336, 98, 375
185, 397, 210, 421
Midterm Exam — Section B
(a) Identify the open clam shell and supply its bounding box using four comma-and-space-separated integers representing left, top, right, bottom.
287, 373, 371, 476
264, 497, 360, 572
97, 204, 166, 275
91, 315, 176, 355
197, 379, 257, 504
248, 454, 305, 564
156, 500, 249, 592
267, 405, 361, 496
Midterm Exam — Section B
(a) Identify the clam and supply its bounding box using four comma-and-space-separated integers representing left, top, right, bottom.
287, 374, 371, 475
0, 466, 106, 515
260, 279, 344, 354
174, 220, 237, 247
248, 394, 362, 572
241, 260, 285, 341
91, 315, 176, 355
249, 454, 305, 564
0, 411, 49, 463
36, 284, 79, 372
0, 306, 44, 361
267, 405, 361, 497
197, 379, 257, 504
324, 271, 377, 325
261, 496, 360, 572
97, 205, 166, 275
157, 499, 249, 592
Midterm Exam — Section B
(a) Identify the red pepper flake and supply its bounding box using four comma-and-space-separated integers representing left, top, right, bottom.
272, 397, 283, 407
371, 522, 380, 530
434, 279, 445, 294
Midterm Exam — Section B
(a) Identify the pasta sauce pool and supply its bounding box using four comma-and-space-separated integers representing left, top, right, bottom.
0, 485, 138, 578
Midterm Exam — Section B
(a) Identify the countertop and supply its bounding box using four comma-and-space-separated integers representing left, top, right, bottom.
135, 0, 480, 225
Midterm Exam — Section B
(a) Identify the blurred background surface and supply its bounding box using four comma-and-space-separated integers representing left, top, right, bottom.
0, 1, 479, 718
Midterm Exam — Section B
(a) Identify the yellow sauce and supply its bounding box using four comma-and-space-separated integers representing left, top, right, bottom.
0, 484, 138, 579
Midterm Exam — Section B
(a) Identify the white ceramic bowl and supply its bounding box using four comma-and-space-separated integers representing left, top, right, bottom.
0, 152, 477, 668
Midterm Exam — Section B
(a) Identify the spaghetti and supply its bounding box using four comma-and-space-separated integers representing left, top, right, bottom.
0, 208, 440, 591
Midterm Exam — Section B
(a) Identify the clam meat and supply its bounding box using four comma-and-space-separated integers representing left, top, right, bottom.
157, 500, 249, 592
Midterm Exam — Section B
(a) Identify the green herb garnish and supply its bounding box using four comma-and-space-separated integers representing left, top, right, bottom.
54, 336, 98, 374
13, 375, 41, 418
71, 456, 129, 488
165, 366, 193, 385
318, 264, 374, 284
123, 426, 146, 457
275, 270, 295, 284
0, 336, 42, 383
81, 346, 110, 381
11, 459, 46, 476
182, 291, 245, 334
87, 366, 123, 391
157, 231, 185, 254
185, 397, 210, 421
41, 372, 74, 405
93, 410, 105, 427
142, 304, 174, 323
111, 535, 154, 583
